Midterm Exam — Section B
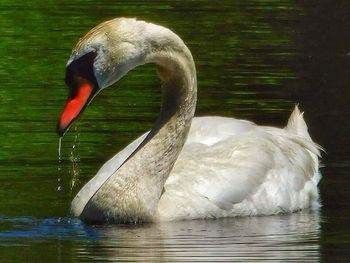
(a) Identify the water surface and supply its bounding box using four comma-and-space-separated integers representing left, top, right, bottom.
0, 212, 320, 262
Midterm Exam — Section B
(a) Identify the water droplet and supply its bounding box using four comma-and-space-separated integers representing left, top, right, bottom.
58, 137, 63, 163
69, 126, 81, 191
57, 186, 62, 191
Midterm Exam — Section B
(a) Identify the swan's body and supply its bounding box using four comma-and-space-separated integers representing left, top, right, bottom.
57, 18, 321, 223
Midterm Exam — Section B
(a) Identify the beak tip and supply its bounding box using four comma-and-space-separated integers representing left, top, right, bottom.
56, 122, 66, 137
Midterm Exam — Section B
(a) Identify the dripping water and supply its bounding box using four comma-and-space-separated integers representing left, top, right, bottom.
57, 137, 63, 192
69, 125, 81, 191
56, 126, 82, 192
58, 137, 63, 163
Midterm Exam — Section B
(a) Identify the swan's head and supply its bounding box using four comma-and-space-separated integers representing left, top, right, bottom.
57, 18, 155, 136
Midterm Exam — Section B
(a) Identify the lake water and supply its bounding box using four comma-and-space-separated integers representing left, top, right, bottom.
1, 0, 349, 262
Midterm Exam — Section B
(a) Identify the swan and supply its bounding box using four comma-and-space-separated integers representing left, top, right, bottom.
56, 18, 321, 223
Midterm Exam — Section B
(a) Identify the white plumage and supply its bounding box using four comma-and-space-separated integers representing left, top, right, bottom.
159, 113, 321, 220
73, 109, 321, 222
60, 18, 321, 223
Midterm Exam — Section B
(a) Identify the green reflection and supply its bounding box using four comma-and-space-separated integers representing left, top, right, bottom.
0, 0, 297, 218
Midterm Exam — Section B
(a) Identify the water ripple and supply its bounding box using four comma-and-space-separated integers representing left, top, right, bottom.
0, 216, 98, 242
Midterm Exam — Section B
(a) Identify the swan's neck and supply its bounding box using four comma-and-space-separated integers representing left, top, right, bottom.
81, 37, 197, 223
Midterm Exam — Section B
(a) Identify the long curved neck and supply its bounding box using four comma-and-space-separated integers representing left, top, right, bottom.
135, 46, 197, 157
128, 48, 197, 214
80, 31, 197, 223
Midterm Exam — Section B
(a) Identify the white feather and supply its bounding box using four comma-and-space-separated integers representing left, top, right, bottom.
158, 109, 321, 221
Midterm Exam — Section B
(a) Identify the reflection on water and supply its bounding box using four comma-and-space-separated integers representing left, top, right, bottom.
87, 212, 320, 262
0, 212, 320, 262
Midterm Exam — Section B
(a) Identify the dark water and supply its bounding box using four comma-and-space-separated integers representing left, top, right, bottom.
0, 0, 349, 262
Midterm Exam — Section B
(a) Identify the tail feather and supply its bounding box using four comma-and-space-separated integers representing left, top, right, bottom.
285, 105, 312, 140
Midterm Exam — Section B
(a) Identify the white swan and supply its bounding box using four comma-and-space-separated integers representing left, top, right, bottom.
57, 18, 321, 223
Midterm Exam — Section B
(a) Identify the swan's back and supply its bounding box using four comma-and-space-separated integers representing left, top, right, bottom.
158, 107, 321, 221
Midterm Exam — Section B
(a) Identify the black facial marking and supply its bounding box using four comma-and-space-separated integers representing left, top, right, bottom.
65, 51, 98, 98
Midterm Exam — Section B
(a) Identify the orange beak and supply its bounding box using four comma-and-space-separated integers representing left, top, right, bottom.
57, 80, 94, 136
